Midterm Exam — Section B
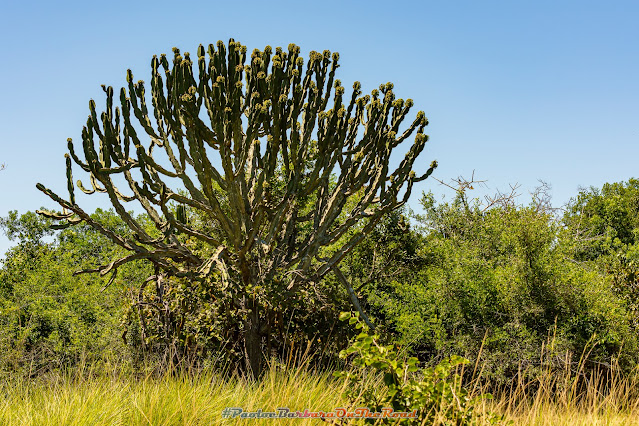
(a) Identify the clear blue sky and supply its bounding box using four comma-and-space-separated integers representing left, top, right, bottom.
1, 0, 638, 255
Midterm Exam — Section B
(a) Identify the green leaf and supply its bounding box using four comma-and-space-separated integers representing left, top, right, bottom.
383, 372, 396, 386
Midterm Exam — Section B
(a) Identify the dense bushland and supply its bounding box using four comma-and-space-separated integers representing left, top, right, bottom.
0, 209, 152, 376
359, 193, 636, 384
2, 180, 639, 390
0, 208, 355, 376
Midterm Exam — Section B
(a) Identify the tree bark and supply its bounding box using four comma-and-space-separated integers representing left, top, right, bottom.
243, 297, 262, 380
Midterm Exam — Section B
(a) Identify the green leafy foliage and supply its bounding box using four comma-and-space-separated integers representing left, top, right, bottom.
3, 177, 639, 391
334, 312, 505, 425
0, 210, 150, 376
563, 179, 639, 261
562, 179, 639, 329
362, 190, 638, 382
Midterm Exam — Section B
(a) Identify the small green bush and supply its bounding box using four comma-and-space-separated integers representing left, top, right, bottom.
334, 312, 506, 425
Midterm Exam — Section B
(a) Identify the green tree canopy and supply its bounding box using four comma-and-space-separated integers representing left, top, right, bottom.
563, 178, 639, 261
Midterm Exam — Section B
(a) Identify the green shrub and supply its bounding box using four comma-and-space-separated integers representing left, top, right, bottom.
361, 192, 639, 383
0, 210, 148, 376
334, 312, 506, 425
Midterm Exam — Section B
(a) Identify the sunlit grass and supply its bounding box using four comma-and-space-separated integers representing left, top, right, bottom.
473, 336, 639, 426
484, 361, 639, 426
0, 362, 349, 426
1, 356, 639, 425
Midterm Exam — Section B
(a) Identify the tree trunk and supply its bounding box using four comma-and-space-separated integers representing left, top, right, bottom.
243, 297, 262, 380
239, 257, 262, 379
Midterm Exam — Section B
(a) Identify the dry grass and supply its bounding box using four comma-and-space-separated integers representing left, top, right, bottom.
0, 362, 349, 425
481, 360, 639, 425
1, 350, 639, 425
467, 333, 639, 426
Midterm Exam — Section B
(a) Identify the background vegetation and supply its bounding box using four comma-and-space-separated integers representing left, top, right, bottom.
2, 179, 639, 423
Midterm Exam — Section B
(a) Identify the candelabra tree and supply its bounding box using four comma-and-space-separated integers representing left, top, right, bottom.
37, 39, 437, 377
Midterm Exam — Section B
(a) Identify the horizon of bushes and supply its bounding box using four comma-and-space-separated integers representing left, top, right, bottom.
1, 178, 639, 386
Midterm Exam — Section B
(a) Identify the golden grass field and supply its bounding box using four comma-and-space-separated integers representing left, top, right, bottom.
1, 357, 639, 426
